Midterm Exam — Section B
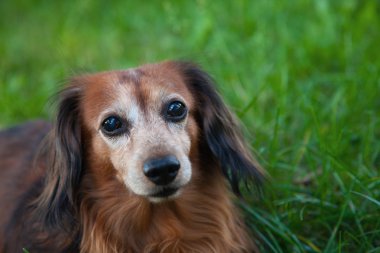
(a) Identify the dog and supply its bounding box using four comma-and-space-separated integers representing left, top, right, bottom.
0, 61, 264, 253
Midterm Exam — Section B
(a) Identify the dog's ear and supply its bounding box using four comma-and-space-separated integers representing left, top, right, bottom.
36, 82, 83, 229
175, 61, 265, 195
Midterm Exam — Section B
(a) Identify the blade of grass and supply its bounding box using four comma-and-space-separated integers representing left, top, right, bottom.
352, 191, 380, 207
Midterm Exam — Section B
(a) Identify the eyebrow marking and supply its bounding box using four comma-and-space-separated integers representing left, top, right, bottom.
117, 69, 149, 115
118, 69, 144, 86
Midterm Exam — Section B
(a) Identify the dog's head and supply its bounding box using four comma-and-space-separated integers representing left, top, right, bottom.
39, 61, 264, 225
80, 63, 199, 203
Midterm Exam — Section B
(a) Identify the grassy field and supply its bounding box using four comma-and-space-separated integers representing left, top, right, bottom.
1, 0, 379, 252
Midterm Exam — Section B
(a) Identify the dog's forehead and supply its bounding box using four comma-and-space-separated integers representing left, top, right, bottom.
81, 63, 194, 123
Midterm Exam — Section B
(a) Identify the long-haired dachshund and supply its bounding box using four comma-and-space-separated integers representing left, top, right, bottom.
0, 61, 264, 253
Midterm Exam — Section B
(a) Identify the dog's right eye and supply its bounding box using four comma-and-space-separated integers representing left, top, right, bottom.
165, 101, 187, 122
101, 116, 126, 136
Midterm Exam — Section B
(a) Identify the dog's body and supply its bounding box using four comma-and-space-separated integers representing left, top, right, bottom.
0, 61, 263, 253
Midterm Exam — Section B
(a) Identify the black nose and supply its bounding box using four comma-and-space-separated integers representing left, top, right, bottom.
143, 155, 180, 185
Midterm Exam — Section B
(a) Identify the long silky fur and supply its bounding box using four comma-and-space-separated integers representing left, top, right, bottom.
34, 84, 83, 230
79, 162, 255, 252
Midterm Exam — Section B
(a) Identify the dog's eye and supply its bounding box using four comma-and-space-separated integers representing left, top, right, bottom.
101, 116, 125, 136
165, 101, 187, 122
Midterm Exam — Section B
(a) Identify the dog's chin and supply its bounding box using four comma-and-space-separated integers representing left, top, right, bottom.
147, 187, 182, 203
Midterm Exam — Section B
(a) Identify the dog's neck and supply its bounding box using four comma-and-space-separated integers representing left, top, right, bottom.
78, 169, 255, 253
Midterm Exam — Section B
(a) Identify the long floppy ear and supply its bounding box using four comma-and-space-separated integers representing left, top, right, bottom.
175, 61, 265, 195
36, 83, 83, 229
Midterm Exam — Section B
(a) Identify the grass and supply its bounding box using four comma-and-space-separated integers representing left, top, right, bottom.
1, 0, 379, 252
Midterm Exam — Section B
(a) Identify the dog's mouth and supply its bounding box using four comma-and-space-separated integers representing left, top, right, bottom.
150, 187, 179, 198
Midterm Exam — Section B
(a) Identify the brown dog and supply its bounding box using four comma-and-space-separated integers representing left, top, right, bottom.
0, 61, 264, 253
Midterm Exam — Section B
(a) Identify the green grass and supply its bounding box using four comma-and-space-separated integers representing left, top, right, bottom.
1, 0, 379, 252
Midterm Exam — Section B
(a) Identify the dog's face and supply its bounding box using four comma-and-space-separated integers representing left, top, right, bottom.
43, 61, 263, 216
80, 64, 199, 202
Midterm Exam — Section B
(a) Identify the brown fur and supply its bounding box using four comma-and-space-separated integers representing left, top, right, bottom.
0, 61, 264, 253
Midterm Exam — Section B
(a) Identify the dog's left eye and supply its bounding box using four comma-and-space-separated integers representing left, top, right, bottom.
165, 101, 187, 122
101, 116, 126, 136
